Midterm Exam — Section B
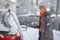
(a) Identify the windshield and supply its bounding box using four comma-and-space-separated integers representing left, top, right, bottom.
0, 11, 18, 35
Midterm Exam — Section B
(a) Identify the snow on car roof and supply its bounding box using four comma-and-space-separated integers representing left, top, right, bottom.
0, 9, 8, 12
0, 9, 8, 13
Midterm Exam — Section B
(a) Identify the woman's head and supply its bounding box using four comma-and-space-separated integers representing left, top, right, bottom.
39, 5, 46, 12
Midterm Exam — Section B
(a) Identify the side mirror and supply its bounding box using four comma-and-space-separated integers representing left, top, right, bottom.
20, 25, 27, 31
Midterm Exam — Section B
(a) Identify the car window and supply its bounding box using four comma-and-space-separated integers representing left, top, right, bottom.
0, 11, 10, 34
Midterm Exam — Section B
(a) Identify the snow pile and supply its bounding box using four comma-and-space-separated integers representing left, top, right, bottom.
22, 27, 39, 40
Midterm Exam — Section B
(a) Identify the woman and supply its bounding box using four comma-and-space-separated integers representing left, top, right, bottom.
39, 4, 46, 40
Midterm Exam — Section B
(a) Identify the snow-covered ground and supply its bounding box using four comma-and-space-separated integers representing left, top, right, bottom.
22, 27, 39, 40
53, 30, 60, 40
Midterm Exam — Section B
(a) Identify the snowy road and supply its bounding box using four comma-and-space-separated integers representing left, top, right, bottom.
22, 27, 60, 40
22, 27, 39, 40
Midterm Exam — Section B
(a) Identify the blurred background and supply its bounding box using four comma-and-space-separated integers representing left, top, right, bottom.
0, 0, 60, 40
0, 0, 57, 28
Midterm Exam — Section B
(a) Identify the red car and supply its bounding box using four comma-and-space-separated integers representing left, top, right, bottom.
0, 10, 23, 40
